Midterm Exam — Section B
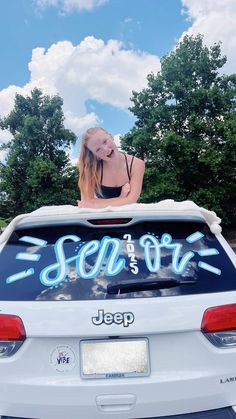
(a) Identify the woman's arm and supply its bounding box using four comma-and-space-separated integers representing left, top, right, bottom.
78, 157, 145, 208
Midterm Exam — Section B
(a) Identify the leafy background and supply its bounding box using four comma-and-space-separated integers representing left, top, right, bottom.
0, 36, 235, 245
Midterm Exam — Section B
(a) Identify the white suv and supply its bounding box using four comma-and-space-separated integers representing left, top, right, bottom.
0, 201, 236, 419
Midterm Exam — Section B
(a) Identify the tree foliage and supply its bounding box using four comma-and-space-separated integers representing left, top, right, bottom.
0, 88, 78, 217
122, 34, 236, 225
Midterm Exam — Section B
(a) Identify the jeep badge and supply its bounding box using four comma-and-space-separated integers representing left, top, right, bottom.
92, 309, 135, 327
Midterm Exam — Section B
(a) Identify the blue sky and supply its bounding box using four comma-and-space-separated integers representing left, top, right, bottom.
0, 0, 235, 162
0, 0, 187, 88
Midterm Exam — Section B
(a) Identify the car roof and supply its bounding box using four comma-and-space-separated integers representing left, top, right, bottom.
0, 200, 222, 249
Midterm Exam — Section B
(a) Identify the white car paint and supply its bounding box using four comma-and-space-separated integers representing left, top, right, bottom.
0, 201, 236, 419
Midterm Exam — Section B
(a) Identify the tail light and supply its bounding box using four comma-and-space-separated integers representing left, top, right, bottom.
88, 218, 132, 225
201, 304, 236, 348
0, 314, 26, 357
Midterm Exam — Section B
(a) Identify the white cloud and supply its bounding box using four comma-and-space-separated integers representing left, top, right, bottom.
124, 17, 133, 24
0, 36, 161, 137
0, 130, 12, 143
0, 129, 12, 164
0, 85, 25, 117
180, 0, 236, 74
0, 131, 11, 163
0, 149, 5, 162
0, 36, 160, 164
64, 110, 100, 133
113, 133, 121, 149
34, 0, 109, 13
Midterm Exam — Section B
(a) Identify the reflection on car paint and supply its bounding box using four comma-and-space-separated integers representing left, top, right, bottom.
6, 231, 221, 288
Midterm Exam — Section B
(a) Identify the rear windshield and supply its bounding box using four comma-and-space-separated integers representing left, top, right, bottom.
0, 221, 235, 301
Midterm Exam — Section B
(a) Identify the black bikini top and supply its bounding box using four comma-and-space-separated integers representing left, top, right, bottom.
95, 154, 135, 199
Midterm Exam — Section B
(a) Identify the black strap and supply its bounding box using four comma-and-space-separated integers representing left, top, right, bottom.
100, 160, 103, 183
100, 154, 134, 184
129, 155, 135, 179
124, 154, 130, 180
124, 153, 135, 181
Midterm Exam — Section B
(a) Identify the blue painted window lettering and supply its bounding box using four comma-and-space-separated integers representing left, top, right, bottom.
40, 235, 125, 286
140, 233, 195, 275
139, 232, 221, 276
76, 236, 125, 279
40, 235, 80, 287
5, 231, 221, 288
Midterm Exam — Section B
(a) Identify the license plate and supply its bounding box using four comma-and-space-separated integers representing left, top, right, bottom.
80, 338, 150, 379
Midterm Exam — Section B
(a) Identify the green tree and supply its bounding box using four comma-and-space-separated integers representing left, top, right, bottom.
121, 34, 236, 225
0, 88, 78, 216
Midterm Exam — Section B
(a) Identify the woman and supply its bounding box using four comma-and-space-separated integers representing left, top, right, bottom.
77, 127, 145, 208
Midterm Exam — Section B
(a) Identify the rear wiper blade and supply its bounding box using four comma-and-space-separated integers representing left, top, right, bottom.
107, 279, 197, 295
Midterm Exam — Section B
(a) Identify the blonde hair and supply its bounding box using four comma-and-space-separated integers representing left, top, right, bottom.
78, 127, 108, 198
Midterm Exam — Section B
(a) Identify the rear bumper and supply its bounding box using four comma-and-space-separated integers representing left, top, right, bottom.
1, 407, 236, 419
1, 375, 236, 419
149, 407, 236, 418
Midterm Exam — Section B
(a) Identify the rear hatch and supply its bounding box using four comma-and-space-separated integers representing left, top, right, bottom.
0, 217, 236, 419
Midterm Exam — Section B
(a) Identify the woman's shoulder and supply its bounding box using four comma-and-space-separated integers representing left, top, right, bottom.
126, 154, 145, 177
126, 153, 144, 165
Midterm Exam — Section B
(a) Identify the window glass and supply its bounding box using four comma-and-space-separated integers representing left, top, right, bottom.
0, 221, 235, 301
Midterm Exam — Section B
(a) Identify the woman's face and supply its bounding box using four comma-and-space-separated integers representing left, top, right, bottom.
86, 130, 118, 161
